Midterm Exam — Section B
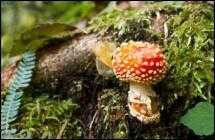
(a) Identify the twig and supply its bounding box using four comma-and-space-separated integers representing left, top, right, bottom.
164, 22, 168, 43
207, 85, 211, 103
89, 110, 99, 130
56, 119, 68, 139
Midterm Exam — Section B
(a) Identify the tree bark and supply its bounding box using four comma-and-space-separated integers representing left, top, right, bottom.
1, 34, 100, 93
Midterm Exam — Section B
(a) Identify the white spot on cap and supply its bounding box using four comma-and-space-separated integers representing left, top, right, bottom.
116, 68, 121, 71
124, 60, 129, 64
119, 52, 123, 57
142, 61, 148, 66
155, 48, 160, 53
134, 64, 139, 68
130, 68, 135, 72
148, 70, 153, 74
156, 62, 160, 67
153, 71, 157, 74
117, 59, 122, 63
120, 64, 125, 67
150, 61, 154, 66
159, 54, 164, 58
133, 56, 137, 59
160, 62, 164, 66
135, 70, 141, 75
162, 69, 166, 73
141, 74, 145, 78
127, 71, 131, 75
128, 55, 132, 60
140, 68, 146, 72
118, 71, 123, 75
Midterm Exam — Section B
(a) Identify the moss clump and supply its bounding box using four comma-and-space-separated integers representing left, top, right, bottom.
161, 3, 214, 106
14, 94, 84, 139
88, 2, 184, 43
93, 89, 128, 139
88, 9, 159, 43
138, 1, 184, 13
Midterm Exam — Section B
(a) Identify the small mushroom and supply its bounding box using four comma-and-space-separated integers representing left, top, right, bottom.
112, 41, 168, 124
92, 41, 117, 77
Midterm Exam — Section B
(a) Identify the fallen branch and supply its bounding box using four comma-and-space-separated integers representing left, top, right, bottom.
2, 34, 100, 93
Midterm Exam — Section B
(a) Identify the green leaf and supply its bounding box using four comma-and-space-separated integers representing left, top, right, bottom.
180, 102, 214, 136
10, 23, 86, 57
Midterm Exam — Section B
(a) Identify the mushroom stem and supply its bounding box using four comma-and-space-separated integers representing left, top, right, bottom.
129, 82, 156, 97
128, 82, 160, 123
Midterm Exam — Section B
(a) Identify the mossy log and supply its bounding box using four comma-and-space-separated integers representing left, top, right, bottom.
2, 34, 99, 92
33, 34, 99, 92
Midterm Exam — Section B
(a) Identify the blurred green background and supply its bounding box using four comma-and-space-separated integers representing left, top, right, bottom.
1, 1, 107, 70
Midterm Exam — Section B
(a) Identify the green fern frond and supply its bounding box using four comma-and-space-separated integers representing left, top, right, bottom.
1, 52, 36, 139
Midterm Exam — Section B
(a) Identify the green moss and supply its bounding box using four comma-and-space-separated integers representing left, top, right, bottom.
88, 2, 184, 43
94, 89, 128, 139
161, 3, 214, 105
88, 9, 158, 43
139, 1, 184, 13
13, 94, 84, 139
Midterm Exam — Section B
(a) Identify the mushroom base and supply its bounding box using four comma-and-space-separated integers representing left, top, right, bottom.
128, 83, 161, 124
128, 101, 160, 124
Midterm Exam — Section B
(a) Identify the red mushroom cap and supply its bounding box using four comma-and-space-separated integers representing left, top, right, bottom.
112, 41, 168, 85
